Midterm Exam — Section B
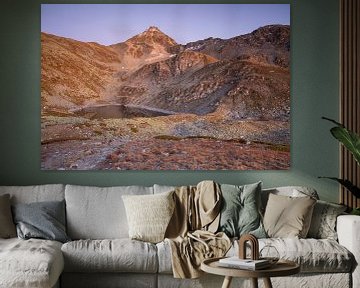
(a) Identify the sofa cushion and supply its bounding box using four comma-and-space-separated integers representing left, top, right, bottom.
263, 193, 316, 238
122, 191, 175, 243
65, 185, 153, 239
12, 200, 70, 243
260, 238, 353, 273
0, 194, 16, 238
218, 182, 266, 238
61, 239, 158, 273
158, 237, 353, 274
233, 238, 353, 273
0, 238, 64, 288
0, 184, 65, 204
307, 200, 347, 240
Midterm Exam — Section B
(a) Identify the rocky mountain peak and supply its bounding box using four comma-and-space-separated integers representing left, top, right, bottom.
126, 26, 177, 48
250, 25, 290, 49
146, 26, 162, 33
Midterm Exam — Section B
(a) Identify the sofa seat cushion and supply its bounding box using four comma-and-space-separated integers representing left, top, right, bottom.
0, 238, 64, 288
157, 238, 354, 274
62, 239, 158, 273
231, 238, 353, 273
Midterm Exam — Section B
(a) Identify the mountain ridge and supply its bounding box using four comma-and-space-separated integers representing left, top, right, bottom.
41, 25, 290, 121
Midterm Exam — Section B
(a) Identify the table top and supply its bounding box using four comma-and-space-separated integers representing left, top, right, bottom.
201, 257, 300, 278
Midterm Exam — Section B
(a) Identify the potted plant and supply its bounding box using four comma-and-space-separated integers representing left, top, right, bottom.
320, 117, 360, 215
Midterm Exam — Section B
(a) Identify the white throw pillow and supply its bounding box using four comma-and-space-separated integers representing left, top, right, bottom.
122, 191, 175, 243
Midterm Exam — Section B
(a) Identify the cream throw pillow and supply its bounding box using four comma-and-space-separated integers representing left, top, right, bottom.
263, 193, 316, 238
122, 191, 175, 243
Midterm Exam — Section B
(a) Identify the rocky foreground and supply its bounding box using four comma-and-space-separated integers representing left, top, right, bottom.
41, 114, 290, 170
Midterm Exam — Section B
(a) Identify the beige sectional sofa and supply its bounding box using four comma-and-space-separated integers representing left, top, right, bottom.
0, 183, 359, 288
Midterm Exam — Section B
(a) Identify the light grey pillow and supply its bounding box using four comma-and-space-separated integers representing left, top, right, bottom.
307, 200, 347, 240
12, 200, 70, 243
218, 182, 266, 238
0, 194, 16, 238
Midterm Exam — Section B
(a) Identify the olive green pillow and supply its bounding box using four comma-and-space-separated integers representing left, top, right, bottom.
218, 182, 266, 238
0, 194, 16, 238
263, 193, 316, 238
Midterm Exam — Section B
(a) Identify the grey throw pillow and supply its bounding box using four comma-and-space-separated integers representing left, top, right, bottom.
0, 194, 17, 238
12, 200, 70, 243
307, 200, 347, 240
218, 182, 266, 238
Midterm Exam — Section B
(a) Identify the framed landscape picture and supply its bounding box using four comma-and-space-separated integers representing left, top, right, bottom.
41, 4, 290, 170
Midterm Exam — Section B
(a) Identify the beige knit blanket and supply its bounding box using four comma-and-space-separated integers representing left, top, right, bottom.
165, 181, 231, 279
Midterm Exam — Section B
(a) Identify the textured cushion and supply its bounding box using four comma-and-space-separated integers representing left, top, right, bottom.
218, 182, 266, 238
65, 185, 153, 239
122, 191, 175, 243
12, 200, 70, 243
0, 194, 16, 238
308, 200, 347, 240
0, 238, 64, 288
263, 193, 316, 238
0, 184, 65, 204
61, 239, 158, 273
158, 237, 353, 274
256, 238, 353, 273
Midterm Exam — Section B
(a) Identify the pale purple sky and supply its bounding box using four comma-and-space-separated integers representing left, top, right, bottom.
41, 4, 290, 46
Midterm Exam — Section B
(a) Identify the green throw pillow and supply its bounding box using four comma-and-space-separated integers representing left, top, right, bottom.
218, 182, 266, 238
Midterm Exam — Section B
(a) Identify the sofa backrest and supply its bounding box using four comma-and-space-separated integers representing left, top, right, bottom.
65, 184, 154, 240
0, 184, 65, 204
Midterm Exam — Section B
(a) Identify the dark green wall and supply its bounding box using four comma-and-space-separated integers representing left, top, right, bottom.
0, 0, 340, 202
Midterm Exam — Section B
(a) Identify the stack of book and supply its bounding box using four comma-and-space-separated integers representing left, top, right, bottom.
218, 257, 271, 270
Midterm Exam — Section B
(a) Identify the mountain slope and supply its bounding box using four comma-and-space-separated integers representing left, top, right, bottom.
41, 32, 121, 114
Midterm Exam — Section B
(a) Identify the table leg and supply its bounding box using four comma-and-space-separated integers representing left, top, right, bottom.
251, 278, 258, 288
221, 276, 233, 288
263, 277, 273, 288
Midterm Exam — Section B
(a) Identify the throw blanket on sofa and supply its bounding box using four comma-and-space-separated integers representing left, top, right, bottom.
165, 181, 231, 279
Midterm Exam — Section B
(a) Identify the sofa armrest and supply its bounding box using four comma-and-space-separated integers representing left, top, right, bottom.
337, 215, 360, 288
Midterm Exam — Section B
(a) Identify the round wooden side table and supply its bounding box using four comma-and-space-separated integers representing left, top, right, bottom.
201, 257, 300, 288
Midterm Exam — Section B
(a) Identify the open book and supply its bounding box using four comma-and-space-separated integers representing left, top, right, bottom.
218, 257, 271, 270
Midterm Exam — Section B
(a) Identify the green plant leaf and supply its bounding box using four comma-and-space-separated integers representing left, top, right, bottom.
330, 127, 360, 165
319, 177, 360, 198
322, 117, 360, 165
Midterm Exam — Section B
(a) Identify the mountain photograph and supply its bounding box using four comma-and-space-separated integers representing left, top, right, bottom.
41, 4, 291, 170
